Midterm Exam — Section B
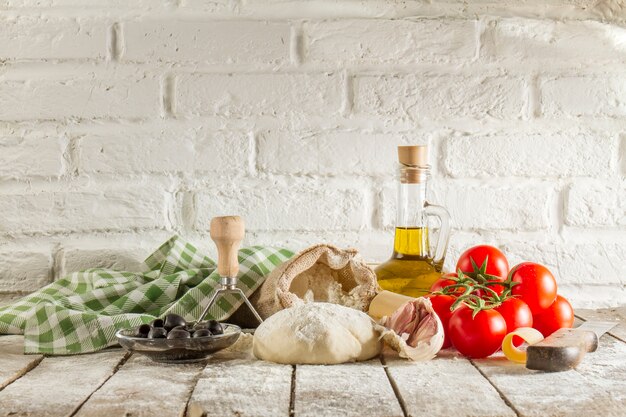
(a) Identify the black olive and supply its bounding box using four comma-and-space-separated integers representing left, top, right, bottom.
193, 322, 209, 331
193, 329, 212, 338
171, 325, 188, 332
163, 314, 187, 331
148, 327, 167, 339
166, 329, 191, 339
135, 324, 151, 338
150, 318, 164, 328
208, 320, 223, 335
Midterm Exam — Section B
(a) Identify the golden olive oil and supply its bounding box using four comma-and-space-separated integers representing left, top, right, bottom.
375, 227, 443, 298
376, 146, 451, 298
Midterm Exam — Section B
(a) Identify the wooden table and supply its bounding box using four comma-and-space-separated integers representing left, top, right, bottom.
0, 307, 624, 417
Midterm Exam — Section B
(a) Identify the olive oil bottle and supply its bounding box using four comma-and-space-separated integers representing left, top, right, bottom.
375, 146, 451, 298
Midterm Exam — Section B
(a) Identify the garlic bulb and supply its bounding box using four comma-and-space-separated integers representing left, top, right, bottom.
376, 297, 444, 361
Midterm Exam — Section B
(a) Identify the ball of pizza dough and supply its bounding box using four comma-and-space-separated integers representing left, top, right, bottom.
252, 302, 382, 364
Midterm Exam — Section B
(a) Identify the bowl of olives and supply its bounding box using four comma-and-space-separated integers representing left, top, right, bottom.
116, 314, 241, 363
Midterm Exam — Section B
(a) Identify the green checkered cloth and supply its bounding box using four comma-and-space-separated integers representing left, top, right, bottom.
0, 236, 293, 355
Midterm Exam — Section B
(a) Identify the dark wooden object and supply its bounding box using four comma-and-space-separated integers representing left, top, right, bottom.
526, 328, 598, 372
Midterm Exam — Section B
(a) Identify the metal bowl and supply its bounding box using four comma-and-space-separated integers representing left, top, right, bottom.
116, 323, 241, 363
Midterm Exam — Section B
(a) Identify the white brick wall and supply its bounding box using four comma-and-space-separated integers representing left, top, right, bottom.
0, 1, 624, 308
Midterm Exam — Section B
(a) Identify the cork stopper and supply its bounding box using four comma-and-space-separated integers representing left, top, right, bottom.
398, 145, 429, 167
398, 145, 429, 183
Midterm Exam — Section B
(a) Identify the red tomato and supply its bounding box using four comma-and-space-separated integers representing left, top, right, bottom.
495, 298, 533, 346
533, 295, 574, 337
429, 273, 465, 296
510, 262, 557, 314
456, 245, 509, 295
448, 306, 507, 358
426, 294, 457, 349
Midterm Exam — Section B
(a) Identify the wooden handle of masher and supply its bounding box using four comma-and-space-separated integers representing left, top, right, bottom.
210, 216, 245, 278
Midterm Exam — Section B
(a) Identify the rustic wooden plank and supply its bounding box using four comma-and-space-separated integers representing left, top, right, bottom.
0, 336, 43, 390
295, 359, 404, 417
473, 334, 626, 417
74, 354, 204, 417
576, 306, 626, 342
0, 349, 127, 417
187, 350, 292, 417
385, 349, 516, 417
575, 335, 626, 394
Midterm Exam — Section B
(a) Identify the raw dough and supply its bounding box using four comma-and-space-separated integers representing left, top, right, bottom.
252, 303, 382, 364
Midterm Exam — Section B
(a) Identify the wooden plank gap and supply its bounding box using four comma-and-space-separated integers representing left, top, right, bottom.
380, 356, 409, 417
67, 351, 132, 417
295, 360, 403, 417
289, 365, 296, 417
469, 358, 522, 417
182, 361, 209, 417
0, 354, 43, 392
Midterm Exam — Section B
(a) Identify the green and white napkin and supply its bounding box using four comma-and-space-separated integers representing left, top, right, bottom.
0, 236, 293, 355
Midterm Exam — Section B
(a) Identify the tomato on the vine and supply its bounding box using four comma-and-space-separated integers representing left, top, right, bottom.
426, 294, 457, 349
456, 245, 509, 295
429, 273, 465, 296
495, 298, 533, 346
510, 262, 557, 314
533, 295, 574, 337
448, 305, 507, 358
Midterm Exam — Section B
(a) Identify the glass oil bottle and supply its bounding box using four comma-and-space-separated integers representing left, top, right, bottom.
375, 145, 451, 298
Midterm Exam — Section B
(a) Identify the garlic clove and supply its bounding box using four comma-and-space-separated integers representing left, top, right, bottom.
377, 297, 445, 361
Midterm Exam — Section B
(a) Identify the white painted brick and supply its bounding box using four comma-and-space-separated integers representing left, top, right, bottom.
0, 136, 67, 178
304, 19, 475, 64
499, 241, 560, 273
248, 229, 392, 262
381, 182, 553, 231
566, 180, 626, 227
177, 0, 235, 12
444, 130, 616, 178
620, 134, 626, 177
558, 284, 626, 309
0, 187, 169, 234
59, 248, 146, 277
501, 241, 626, 286
541, 75, 626, 118
0, 249, 52, 292
257, 131, 414, 176
1, 0, 170, 7
79, 129, 249, 174
380, 183, 398, 229
353, 74, 523, 121
557, 243, 626, 285
482, 19, 626, 63
123, 20, 290, 65
194, 184, 367, 231
0, 75, 160, 121
175, 73, 343, 117
436, 183, 554, 231
0, 16, 107, 60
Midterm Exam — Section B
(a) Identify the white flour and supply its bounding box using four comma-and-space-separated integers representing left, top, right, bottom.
294, 263, 370, 311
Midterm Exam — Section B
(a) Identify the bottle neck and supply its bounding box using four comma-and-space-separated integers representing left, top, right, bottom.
396, 181, 428, 228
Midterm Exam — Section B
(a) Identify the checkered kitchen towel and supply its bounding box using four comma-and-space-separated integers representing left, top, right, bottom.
0, 236, 293, 355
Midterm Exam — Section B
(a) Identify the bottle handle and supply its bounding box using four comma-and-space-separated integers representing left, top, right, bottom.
423, 202, 451, 267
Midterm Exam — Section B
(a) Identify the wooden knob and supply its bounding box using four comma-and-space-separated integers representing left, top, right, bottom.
210, 216, 245, 278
